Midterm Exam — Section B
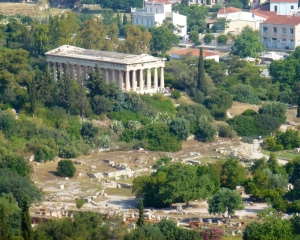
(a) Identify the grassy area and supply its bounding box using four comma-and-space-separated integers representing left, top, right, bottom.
262, 150, 299, 160
105, 187, 135, 197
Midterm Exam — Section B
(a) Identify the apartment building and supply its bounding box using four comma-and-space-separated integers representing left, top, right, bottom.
131, 0, 187, 37
260, 15, 300, 50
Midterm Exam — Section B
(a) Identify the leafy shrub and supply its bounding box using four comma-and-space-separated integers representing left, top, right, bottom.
196, 115, 217, 142
138, 122, 182, 151
258, 101, 287, 124
81, 121, 99, 139
217, 123, 237, 138
141, 93, 176, 115
34, 146, 56, 162
230, 84, 261, 104
110, 120, 124, 134
169, 117, 190, 141
57, 160, 76, 177
201, 227, 224, 240
171, 90, 181, 99
242, 109, 258, 116
75, 199, 85, 209
108, 110, 149, 125
264, 130, 300, 151
59, 146, 80, 158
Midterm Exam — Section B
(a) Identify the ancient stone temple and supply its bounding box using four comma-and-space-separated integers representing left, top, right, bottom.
45, 45, 165, 93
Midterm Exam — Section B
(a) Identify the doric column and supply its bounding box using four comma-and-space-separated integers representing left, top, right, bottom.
132, 70, 137, 91
71, 64, 76, 79
112, 69, 115, 83
139, 69, 144, 91
53, 62, 57, 82
119, 70, 124, 90
160, 67, 164, 89
147, 68, 151, 90
105, 69, 109, 84
59, 63, 63, 79
125, 70, 130, 91
154, 67, 158, 90
82, 66, 87, 80
47, 61, 51, 70
76, 65, 82, 81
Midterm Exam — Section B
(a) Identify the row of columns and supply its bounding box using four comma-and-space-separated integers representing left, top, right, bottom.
48, 61, 164, 92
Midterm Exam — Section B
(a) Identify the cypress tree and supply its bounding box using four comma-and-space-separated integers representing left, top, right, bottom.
297, 95, 300, 118
21, 196, 33, 240
197, 47, 205, 93
137, 198, 145, 227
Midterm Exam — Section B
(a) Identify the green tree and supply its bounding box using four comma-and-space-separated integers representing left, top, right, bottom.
57, 160, 76, 178
171, 89, 181, 99
75, 18, 114, 51
297, 96, 300, 118
197, 47, 205, 92
137, 198, 144, 227
169, 117, 190, 141
75, 199, 85, 209
149, 25, 179, 54
258, 101, 287, 124
203, 33, 214, 45
117, 25, 151, 54
208, 188, 244, 220
124, 224, 165, 240
189, 30, 200, 45
216, 34, 228, 46
0, 193, 21, 240
0, 169, 42, 206
221, 157, 247, 189
0, 155, 31, 177
21, 196, 32, 240
195, 114, 217, 142
231, 26, 263, 58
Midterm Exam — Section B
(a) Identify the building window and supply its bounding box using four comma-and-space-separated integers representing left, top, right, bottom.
290, 28, 294, 34
156, 8, 158, 13
291, 5, 294, 9
274, 5, 278, 11
263, 37, 267, 42
282, 39, 286, 41
263, 27, 268, 32
273, 27, 277, 33
272, 38, 277, 41
282, 28, 286, 34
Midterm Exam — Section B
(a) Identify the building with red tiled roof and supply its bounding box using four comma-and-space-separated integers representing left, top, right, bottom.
217, 7, 271, 34
260, 15, 300, 50
217, 7, 241, 15
170, 49, 219, 62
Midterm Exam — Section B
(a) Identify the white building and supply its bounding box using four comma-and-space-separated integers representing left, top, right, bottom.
170, 48, 219, 62
45, 45, 165, 93
217, 7, 271, 33
270, 0, 298, 15
131, 0, 187, 37
188, 0, 219, 6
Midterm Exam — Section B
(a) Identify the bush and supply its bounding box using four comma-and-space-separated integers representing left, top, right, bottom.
34, 146, 56, 162
57, 160, 76, 177
230, 84, 261, 104
171, 90, 181, 99
75, 199, 85, 209
201, 227, 224, 240
217, 123, 237, 138
258, 101, 287, 124
59, 146, 80, 158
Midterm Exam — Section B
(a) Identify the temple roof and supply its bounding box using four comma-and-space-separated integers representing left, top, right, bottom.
45, 45, 164, 64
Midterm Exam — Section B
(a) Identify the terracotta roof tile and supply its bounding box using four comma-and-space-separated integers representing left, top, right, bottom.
262, 15, 300, 25
217, 7, 242, 14
170, 49, 218, 57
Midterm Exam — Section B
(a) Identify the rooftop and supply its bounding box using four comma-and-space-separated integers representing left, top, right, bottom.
170, 48, 218, 57
217, 7, 241, 14
270, 0, 298, 3
262, 15, 300, 25
45, 45, 164, 64
147, 0, 172, 4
